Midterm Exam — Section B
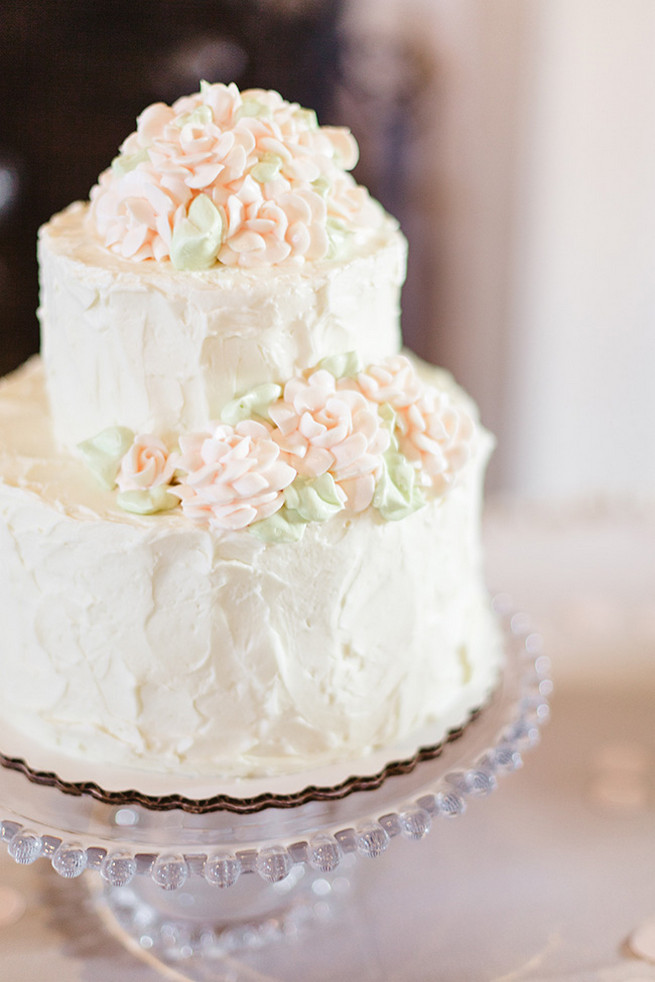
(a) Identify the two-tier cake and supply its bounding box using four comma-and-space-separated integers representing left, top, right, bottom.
0, 83, 501, 779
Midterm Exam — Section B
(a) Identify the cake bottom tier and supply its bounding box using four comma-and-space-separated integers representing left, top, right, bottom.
0, 358, 502, 779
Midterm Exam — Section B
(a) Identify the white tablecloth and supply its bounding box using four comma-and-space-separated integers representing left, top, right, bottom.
1, 497, 654, 981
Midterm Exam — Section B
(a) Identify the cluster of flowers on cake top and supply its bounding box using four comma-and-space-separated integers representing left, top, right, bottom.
78, 354, 476, 542
89, 82, 385, 269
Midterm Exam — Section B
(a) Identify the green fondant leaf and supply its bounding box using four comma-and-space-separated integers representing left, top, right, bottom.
284, 474, 344, 523
378, 402, 399, 451
117, 487, 179, 515
294, 107, 318, 130
249, 508, 306, 543
326, 217, 352, 260
78, 426, 134, 490
251, 152, 283, 184
311, 176, 330, 198
238, 98, 271, 120
111, 148, 149, 178
379, 402, 396, 430
170, 194, 224, 270
220, 383, 283, 425
373, 450, 426, 521
317, 351, 362, 380
174, 104, 213, 130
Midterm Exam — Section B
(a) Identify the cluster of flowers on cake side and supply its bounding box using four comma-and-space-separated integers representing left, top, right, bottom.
78, 354, 476, 542
89, 82, 384, 269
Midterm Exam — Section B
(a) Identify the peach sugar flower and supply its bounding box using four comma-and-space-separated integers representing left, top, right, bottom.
268, 370, 390, 513
173, 420, 295, 532
116, 434, 178, 492
355, 355, 475, 494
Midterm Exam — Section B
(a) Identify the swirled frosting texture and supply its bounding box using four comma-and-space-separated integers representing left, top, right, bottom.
90, 82, 384, 268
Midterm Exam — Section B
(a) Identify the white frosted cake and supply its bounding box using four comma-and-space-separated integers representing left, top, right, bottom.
0, 83, 501, 780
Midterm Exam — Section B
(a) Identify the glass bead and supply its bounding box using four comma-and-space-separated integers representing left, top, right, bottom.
151, 854, 189, 891
100, 851, 137, 887
52, 842, 87, 878
493, 745, 523, 772
399, 807, 432, 840
308, 834, 342, 872
255, 846, 292, 883
0, 821, 20, 843
355, 822, 389, 858
204, 852, 242, 888
435, 789, 466, 818
8, 830, 43, 865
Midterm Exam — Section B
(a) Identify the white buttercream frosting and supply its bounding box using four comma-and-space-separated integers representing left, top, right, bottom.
38, 203, 406, 448
0, 358, 501, 778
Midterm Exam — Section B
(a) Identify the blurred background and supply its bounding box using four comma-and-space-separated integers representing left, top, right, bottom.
0, 0, 653, 497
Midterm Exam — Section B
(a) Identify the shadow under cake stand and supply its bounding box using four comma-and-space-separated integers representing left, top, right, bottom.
0, 596, 550, 976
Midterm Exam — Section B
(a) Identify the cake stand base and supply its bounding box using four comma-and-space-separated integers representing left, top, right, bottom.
90, 859, 353, 979
0, 599, 550, 979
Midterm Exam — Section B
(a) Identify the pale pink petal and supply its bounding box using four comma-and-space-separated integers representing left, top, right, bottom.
310, 417, 349, 449
268, 402, 299, 435
330, 432, 368, 470
226, 195, 244, 234
300, 445, 332, 477
253, 238, 292, 265
232, 471, 270, 497
254, 495, 286, 522
137, 103, 175, 142
130, 242, 154, 262
230, 229, 264, 253
185, 162, 224, 189
286, 222, 310, 254
299, 412, 325, 440
121, 224, 149, 258
211, 503, 258, 531
338, 475, 375, 513
125, 198, 156, 226
267, 460, 296, 490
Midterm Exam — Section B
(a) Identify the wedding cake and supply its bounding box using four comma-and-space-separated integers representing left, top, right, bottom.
0, 83, 501, 780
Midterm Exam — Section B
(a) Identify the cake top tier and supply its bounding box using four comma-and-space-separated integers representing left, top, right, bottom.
89, 82, 385, 269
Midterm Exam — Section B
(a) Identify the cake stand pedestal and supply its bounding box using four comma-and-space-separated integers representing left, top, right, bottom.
0, 597, 550, 979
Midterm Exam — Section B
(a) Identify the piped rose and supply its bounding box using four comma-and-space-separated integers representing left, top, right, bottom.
355, 355, 475, 495
395, 389, 475, 494
269, 369, 390, 513
172, 420, 295, 532
77, 428, 179, 514
115, 433, 180, 514
116, 434, 178, 492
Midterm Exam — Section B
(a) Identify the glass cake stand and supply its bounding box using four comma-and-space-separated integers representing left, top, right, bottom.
0, 596, 550, 978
